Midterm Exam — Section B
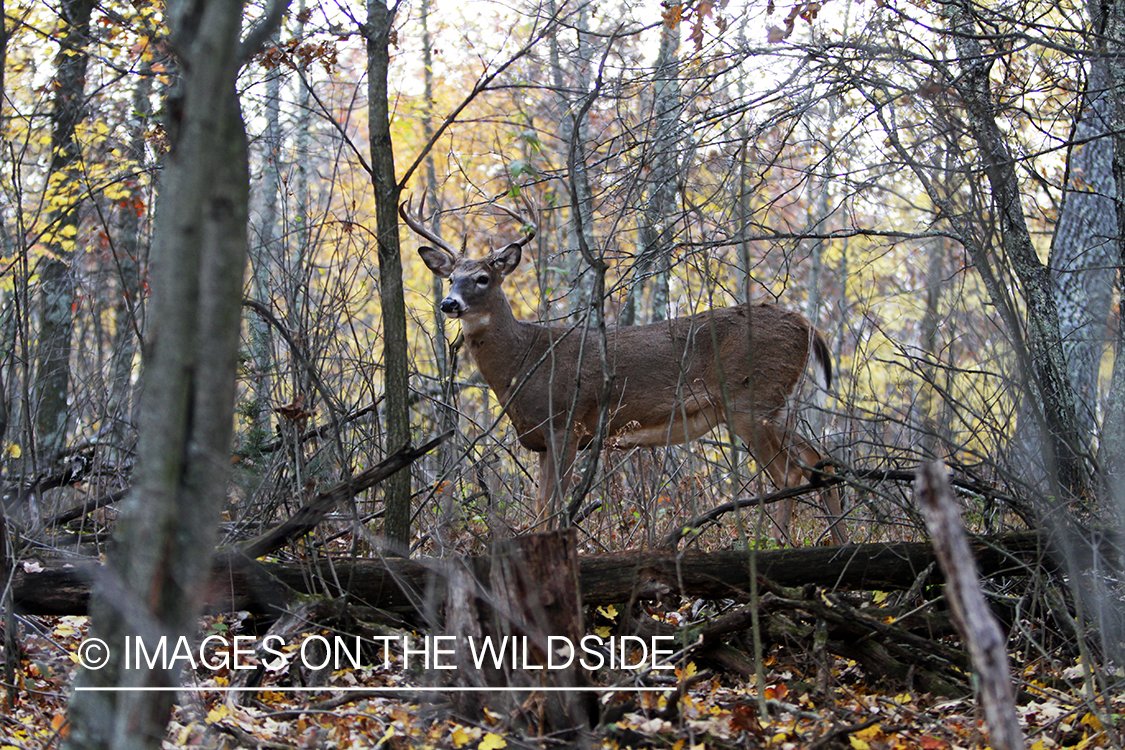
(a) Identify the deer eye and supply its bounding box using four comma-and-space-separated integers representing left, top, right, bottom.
474, 274, 490, 286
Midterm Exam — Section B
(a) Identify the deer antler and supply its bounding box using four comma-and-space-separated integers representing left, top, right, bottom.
399, 195, 458, 256
495, 199, 537, 247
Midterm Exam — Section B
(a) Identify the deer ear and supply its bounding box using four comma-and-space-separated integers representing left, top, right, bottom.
490, 242, 522, 276
419, 246, 456, 278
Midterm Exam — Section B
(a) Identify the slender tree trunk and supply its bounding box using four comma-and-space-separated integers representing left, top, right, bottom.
35, 0, 96, 459
247, 43, 284, 449
919, 236, 951, 459
63, 0, 282, 745
945, 0, 1090, 500
419, 0, 457, 478
639, 19, 681, 324
366, 0, 412, 548
106, 66, 152, 460
547, 0, 595, 315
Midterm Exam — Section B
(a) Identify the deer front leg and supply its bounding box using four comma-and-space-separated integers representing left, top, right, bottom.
535, 429, 579, 520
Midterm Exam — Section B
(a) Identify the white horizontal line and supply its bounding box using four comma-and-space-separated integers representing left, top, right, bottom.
74, 685, 672, 693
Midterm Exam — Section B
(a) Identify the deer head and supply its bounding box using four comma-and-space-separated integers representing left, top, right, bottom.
401, 198, 534, 330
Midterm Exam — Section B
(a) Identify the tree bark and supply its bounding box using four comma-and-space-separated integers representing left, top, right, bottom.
945, 0, 1090, 500
106, 64, 152, 460
35, 0, 97, 459
365, 0, 412, 548
1076, 0, 1125, 667
916, 462, 1025, 750
62, 0, 284, 746
635, 18, 681, 324
443, 530, 592, 733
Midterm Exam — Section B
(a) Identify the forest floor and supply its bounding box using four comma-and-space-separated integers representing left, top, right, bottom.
2, 611, 1118, 750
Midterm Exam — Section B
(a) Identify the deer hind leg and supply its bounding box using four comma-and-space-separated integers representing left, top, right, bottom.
785, 433, 847, 545
734, 417, 847, 545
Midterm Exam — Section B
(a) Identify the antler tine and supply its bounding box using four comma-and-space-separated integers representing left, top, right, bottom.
399, 194, 458, 256
495, 200, 537, 247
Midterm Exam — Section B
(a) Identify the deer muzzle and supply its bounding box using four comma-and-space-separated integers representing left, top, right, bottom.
440, 297, 463, 317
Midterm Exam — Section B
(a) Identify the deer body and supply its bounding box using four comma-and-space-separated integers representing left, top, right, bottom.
403, 200, 847, 544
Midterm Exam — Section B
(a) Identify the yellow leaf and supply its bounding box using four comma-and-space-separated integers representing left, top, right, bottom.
450, 725, 479, 747
855, 724, 883, 741
849, 737, 870, 750
205, 704, 229, 724
1080, 712, 1103, 732
597, 604, 618, 620
7, 443, 21, 458
595, 625, 611, 638
479, 733, 507, 750
872, 591, 888, 604
103, 183, 130, 200
58, 224, 77, 237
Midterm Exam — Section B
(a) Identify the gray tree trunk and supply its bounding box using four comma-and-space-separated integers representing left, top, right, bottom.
945, 0, 1090, 500
1049, 67, 1117, 439
1082, 0, 1125, 667
637, 20, 681, 324
62, 0, 280, 746
247, 42, 283, 449
419, 0, 457, 477
35, 0, 96, 458
547, 0, 595, 315
1012, 32, 1119, 492
106, 65, 152, 459
366, 0, 412, 548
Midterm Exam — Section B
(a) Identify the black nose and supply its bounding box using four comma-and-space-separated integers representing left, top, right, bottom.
441, 298, 462, 315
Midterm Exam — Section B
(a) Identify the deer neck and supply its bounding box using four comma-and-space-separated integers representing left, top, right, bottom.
460, 298, 528, 398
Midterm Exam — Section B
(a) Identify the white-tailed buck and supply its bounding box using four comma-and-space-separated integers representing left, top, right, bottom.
402, 199, 847, 545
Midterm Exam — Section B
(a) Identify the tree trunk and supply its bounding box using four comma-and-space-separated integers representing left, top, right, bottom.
419, 0, 457, 480
945, 0, 1090, 500
366, 0, 412, 548
638, 19, 681, 324
62, 0, 280, 745
106, 65, 152, 461
1078, 0, 1125, 668
246, 44, 283, 452
35, 0, 96, 459
916, 462, 1024, 750
443, 530, 592, 734
1048, 61, 1117, 440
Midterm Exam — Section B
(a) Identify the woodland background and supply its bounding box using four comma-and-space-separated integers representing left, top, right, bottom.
1, 0, 1125, 746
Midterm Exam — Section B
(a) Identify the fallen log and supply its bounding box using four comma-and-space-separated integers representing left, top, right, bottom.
10, 532, 1054, 617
